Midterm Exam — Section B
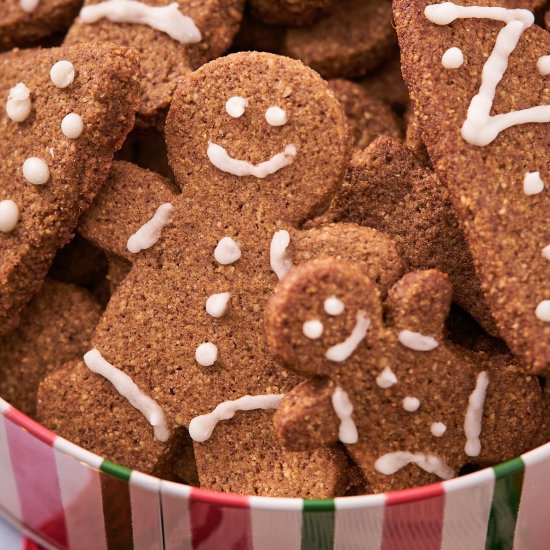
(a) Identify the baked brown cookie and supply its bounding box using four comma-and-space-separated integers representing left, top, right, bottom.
249, 0, 336, 26
0, 279, 100, 417
395, 0, 550, 371
328, 79, 402, 150
65, 0, 244, 122
106, 254, 132, 294
231, 9, 285, 54
405, 109, 431, 166
0, 43, 139, 338
265, 258, 542, 492
0, 0, 81, 50
39, 52, 406, 496
284, 0, 396, 79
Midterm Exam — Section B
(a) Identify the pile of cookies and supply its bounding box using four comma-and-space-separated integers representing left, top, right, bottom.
1, 0, 549, 498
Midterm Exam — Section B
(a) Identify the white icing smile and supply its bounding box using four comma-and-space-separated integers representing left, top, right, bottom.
207, 142, 297, 178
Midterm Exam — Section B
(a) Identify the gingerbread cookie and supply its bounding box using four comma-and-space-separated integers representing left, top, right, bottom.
405, 109, 431, 166
39, 52, 406, 496
0, 279, 101, 417
0, 0, 81, 50
284, 0, 396, 79
328, 79, 402, 150
0, 44, 139, 338
231, 9, 285, 54
265, 258, 542, 492
395, 0, 550, 371
65, 0, 244, 122
249, 0, 336, 26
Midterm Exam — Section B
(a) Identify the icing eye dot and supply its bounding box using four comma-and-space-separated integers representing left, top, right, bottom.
542, 245, 550, 261
265, 106, 288, 127
403, 396, 420, 412
61, 112, 83, 139
303, 320, 324, 339
50, 60, 75, 88
206, 292, 230, 318
225, 96, 248, 118
324, 296, 344, 316
523, 171, 544, 196
535, 300, 550, 322
376, 366, 397, 389
22, 157, 49, 185
431, 422, 447, 437
0, 200, 20, 233
537, 55, 550, 76
441, 47, 464, 69
6, 82, 32, 123
195, 342, 218, 366
214, 236, 241, 265
20, 0, 40, 13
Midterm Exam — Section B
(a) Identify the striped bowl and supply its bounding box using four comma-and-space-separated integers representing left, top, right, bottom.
0, 397, 549, 550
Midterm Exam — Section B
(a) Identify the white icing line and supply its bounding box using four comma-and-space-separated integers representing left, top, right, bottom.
535, 300, 550, 322
205, 292, 230, 318
270, 230, 292, 279
402, 396, 421, 412
331, 387, 358, 444
464, 371, 489, 457
83, 349, 169, 442
442, 47, 464, 69
375, 451, 455, 480
225, 96, 247, 118
127, 203, 174, 254
0, 200, 20, 234
376, 366, 397, 389
50, 60, 75, 88
303, 319, 324, 339
425, 3, 534, 27
324, 296, 345, 316
523, 171, 545, 195
80, 0, 202, 43
207, 142, 297, 178
20, 0, 40, 13
398, 330, 438, 351
265, 106, 287, 126
214, 236, 241, 265
325, 310, 370, 362
22, 157, 49, 185
6, 83, 31, 123
188, 394, 285, 442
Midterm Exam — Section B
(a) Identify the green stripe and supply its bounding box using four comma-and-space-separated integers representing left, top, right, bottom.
485, 458, 525, 550
100, 459, 132, 482
301, 499, 335, 550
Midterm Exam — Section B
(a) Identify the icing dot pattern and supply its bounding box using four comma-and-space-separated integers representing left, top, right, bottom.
0, 200, 20, 233
22, 157, 49, 185
50, 60, 75, 89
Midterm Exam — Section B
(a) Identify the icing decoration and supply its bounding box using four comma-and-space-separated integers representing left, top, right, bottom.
127, 203, 174, 254
375, 451, 455, 480
6, 83, 32, 123
61, 113, 84, 139
22, 157, 49, 185
303, 319, 324, 339
535, 300, 550, 322
225, 96, 248, 118
0, 200, 20, 234
542, 245, 550, 261
523, 171, 544, 196
195, 342, 218, 367
431, 421, 447, 437
205, 292, 230, 318
265, 106, 288, 126
398, 329, 438, 351
214, 236, 241, 265
325, 310, 370, 362
324, 295, 345, 316
464, 370, 489, 456
403, 396, 421, 412
79, 0, 202, 44
270, 230, 292, 279
425, 4, 548, 147
20, 0, 40, 13
188, 394, 285, 442
537, 55, 550, 76
207, 142, 297, 178
331, 387, 358, 444
83, 349, 169, 442
376, 366, 397, 389
441, 47, 464, 69
50, 61, 75, 88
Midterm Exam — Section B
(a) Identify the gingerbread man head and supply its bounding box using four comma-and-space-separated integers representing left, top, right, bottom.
265, 258, 543, 492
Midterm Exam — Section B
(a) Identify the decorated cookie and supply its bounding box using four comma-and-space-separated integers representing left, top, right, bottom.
328, 79, 402, 150
265, 258, 542, 492
284, 0, 396, 79
0, 279, 100, 417
0, 44, 139, 337
249, 0, 336, 26
38, 52, 407, 496
0, 0, 81, 50
65, 0, 244, 122
395, 0, 550, 371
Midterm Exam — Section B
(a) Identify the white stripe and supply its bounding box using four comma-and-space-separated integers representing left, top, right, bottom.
249, 496, 302, 550
441, 468, 495, 550
334, 494, 385, 550
513, 443, 550, 549
0, 413, 21, 520
160, 480, 192, 550
130, 472, 163, 550
54, 436, 104, 469
0, 516, 25, 550
54, 448, 107, 550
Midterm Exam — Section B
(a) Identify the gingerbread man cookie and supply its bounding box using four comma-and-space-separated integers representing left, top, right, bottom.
39, 52, 406, 497
0, 43, 139, 337
249, 0, 336, 26
394, 0, 550, 371
265, 258, 542, 492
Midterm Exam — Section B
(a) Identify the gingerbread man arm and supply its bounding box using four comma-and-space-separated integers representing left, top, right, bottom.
79, 161, 178, 261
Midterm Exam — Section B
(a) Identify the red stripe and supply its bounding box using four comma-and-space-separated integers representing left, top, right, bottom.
189, 487, 253, 550
381, 482, 445, 550
4, 407, 57, 447
23, 538, 43, 550
4, 417, 68, 549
